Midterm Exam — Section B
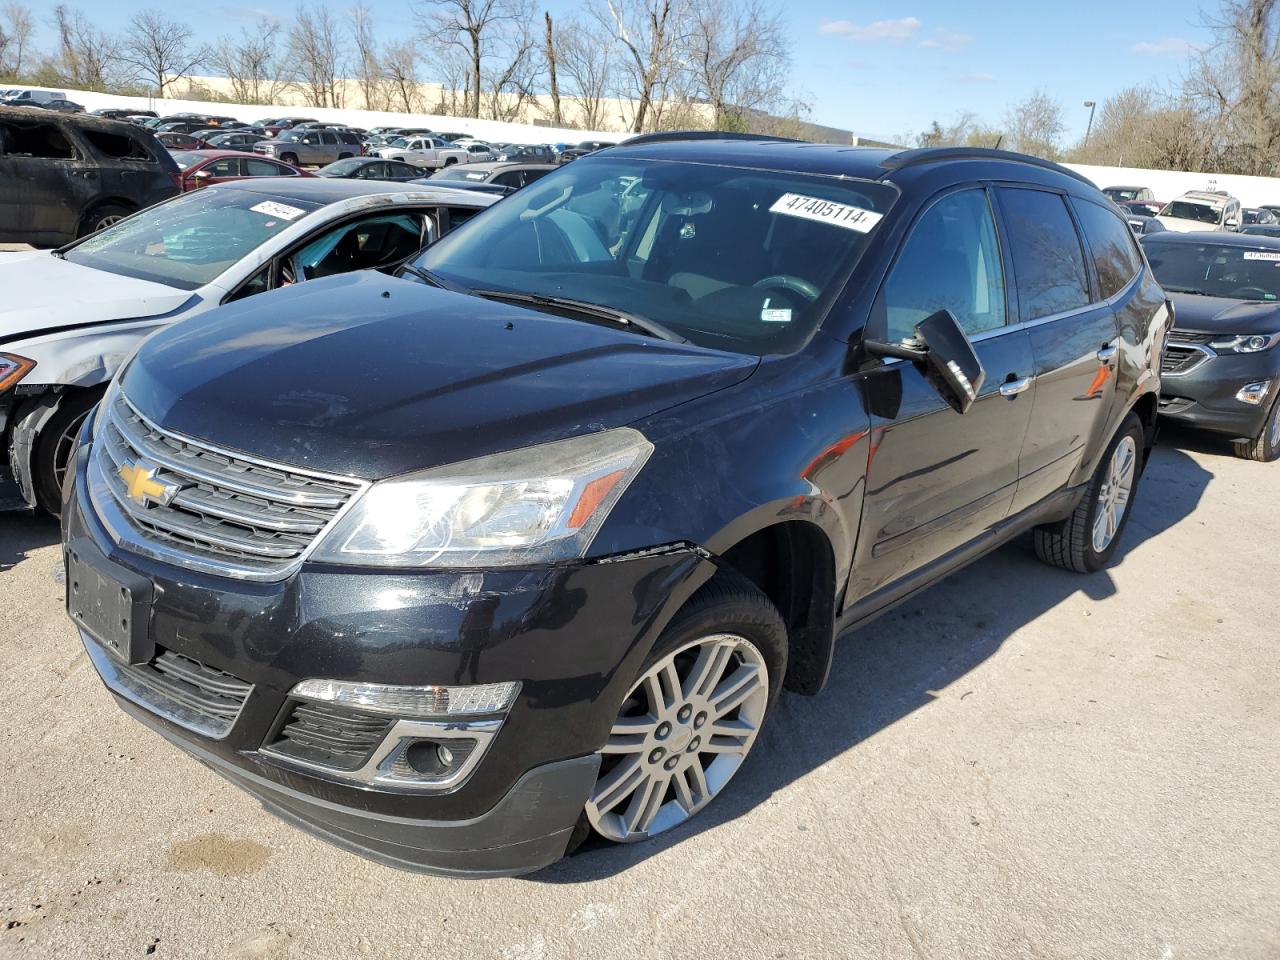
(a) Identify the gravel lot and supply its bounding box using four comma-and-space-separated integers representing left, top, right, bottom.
1, 424, 1277, 960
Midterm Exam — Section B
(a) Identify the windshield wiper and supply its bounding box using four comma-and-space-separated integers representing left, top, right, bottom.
1162, 286, 1210, 296
468, 289, 688, 343
398, 263, 469, 293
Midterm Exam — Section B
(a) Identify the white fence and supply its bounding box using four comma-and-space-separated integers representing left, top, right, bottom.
1065, 162, 1280, 209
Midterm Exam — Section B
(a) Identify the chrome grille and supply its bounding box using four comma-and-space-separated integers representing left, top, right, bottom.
1161, 341, 1213, 376
89, 393, 366, 579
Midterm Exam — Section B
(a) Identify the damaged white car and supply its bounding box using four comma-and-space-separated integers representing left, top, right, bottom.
0, 178, 495, 513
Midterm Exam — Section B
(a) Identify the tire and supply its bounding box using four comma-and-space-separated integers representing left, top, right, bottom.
280, 153, 298, 166
31, 389, 103, 516
1034, 413, 1145, 573
1232, 395, 1280, 461
77, 202, 132, 238
580, 570, 786, 845
443, 157, 457, 166
338, 152, 353, 160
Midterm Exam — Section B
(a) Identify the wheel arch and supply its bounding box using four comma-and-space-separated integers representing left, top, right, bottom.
713, 518, 839, 696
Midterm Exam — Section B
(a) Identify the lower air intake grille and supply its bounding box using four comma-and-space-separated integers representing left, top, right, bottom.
105, 645, 252, 739
264, 700, 393, 772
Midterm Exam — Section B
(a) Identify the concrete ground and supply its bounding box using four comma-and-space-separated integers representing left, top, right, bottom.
1, 424, 1277, 960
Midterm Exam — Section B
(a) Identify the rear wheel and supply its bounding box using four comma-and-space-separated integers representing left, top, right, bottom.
1034, 414, 1145, 573
32, 389, 103, 516
77, 202, 132, 238
280, 152, 299, 166
583, 573, 786, 844
443, 157, 457, 166
338, 152, 353, 160
1232, 396, 1280, 461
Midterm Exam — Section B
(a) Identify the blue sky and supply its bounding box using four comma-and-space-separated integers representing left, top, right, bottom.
37, 0, 1213, 140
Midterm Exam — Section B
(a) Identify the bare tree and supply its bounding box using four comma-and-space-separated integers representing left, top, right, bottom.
382, 41, 423, 113
417, 0, 531, 118
1004, 89, 1066, 159
556, 16, 612, 130
1187, 0, 1280, 174
544, 11, 562, 126
210, 19, 289, 105
52, 4, 118, 90
482, 17, 537, 120
687, 0, 789, 130
287, 8, 347, 108
916, 112, 1003, 148
350, 3, 388, 111
591, 0, 688, 133
119, 9, 206, 97
0, 3, 36, 78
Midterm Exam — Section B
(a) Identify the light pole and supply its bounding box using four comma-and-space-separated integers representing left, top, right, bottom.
1083, 100, 1097, 145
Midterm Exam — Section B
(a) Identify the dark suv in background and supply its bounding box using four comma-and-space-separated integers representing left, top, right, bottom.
0, 107, 179, 245
64, 138, 1166, 877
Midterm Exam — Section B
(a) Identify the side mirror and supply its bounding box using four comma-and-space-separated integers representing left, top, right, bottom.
192, 169, 212, 179
865, 309, 986, 414
1226, 217, 1240, 229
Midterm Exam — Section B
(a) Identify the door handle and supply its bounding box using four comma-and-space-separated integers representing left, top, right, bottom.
999, 376, 1033, 398
1097, 343, 1119, 363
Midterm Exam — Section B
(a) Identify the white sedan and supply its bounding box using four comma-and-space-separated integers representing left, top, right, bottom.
0, 178, 496, 513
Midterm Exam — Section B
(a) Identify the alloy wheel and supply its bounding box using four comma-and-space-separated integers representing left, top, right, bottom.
1093, 435, 1137, 552
52, 409, 90, 493
95, 214, 125, 231
1269, 401, 1280, 451
585, 633, 769, 842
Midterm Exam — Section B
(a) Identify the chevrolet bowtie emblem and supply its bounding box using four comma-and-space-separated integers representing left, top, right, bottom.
117, 460, 180, 507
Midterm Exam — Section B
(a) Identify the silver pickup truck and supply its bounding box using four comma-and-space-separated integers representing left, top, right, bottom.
254, 127, 364, 167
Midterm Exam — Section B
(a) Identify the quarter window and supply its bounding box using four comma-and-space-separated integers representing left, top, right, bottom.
998, 188, 1091, 321
1072, 198, 1144, 300
881, 188, 1007, 341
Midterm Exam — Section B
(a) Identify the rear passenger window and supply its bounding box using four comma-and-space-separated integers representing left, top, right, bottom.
1072, 198, 1144, 300
880, 188, 1007, 341
0, 121, 77, 159
246, 158, 286, 176
998, 188, 1091, 320
83, 130, 150, 160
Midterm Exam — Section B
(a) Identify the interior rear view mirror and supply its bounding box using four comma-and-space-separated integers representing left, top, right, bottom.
864, 309, 986, 414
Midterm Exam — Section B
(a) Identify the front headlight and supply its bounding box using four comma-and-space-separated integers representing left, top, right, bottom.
311, 428, 653, 567
0, 353, 35, 393
1210, 332, 1280, 353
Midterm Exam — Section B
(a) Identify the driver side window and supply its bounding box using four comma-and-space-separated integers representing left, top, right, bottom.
881, 189, 1007, 343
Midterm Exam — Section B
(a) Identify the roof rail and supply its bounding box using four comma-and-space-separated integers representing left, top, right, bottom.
618, 130, 806, 147
880, 146, 1093, 187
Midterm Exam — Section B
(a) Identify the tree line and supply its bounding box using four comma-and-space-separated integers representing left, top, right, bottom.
911, 0, 1280, 177
0, 0, 802, 134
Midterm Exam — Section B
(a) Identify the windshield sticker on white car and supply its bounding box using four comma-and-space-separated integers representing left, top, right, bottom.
769, 193, 883, 233
1243, 251, 1280, 261
250, 201, 306, 221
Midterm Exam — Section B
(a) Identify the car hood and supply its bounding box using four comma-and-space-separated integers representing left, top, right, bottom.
0, 252, 194, 344
122, 271, 760, 480
1155, 216, 1223, 233
1168, 292, 1280, 335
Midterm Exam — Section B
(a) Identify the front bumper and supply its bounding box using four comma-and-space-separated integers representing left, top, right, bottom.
1159, 347, 1280, 439
65, 431, 713, 875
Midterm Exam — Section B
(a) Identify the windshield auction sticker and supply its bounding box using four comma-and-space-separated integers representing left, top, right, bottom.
770, 193, 883, 233
250, 201, 306, 221
1243, 251, 1280, 261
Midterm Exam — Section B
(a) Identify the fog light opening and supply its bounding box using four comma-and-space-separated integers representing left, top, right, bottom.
1236, 380, 1272, 405
394, 737, 478, 781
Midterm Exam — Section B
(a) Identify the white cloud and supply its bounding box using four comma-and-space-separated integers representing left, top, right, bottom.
921, 29, 975, 52
820, 17, 921, 43
1131, 37, 1202, 56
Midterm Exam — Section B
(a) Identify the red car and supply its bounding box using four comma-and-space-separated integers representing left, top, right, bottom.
169, 149, 311, 192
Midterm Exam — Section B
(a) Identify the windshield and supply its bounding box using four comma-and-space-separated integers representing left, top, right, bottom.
63, 190, 320, 290
432, 166, 488, 181
1146, 240, 1280, 301
1105, 188, 1140, 201
412, 157, 898, 354
320, 157, 363, 176
1160, 200, 1222, 224
169, 151, 205, 170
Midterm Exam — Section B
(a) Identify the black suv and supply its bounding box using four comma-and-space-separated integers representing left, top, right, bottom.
0, 107, 179, 245
1143, 230, 1280, 459
63, 138, 1167, 877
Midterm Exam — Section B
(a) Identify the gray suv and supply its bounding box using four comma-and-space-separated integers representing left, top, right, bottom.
254, 128, 363, 167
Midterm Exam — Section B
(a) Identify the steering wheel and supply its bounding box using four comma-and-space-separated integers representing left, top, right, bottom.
1232, 286, 1270, 300
753, 274, 820, 301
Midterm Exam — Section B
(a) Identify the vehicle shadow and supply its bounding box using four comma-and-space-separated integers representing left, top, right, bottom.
532, 444, 1215, 883
0, 511, 61, 573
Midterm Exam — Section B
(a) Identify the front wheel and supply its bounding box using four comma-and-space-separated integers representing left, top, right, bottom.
1233, 395, 1280, 461
1034, 413, 1145, 573
583, 573, 786, 844
77, 202, 132, 238
32, 389, 103, 516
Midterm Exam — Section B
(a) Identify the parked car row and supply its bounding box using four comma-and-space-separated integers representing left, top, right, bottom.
1104, 183, 1280, 236
3, 133, 1276, 881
